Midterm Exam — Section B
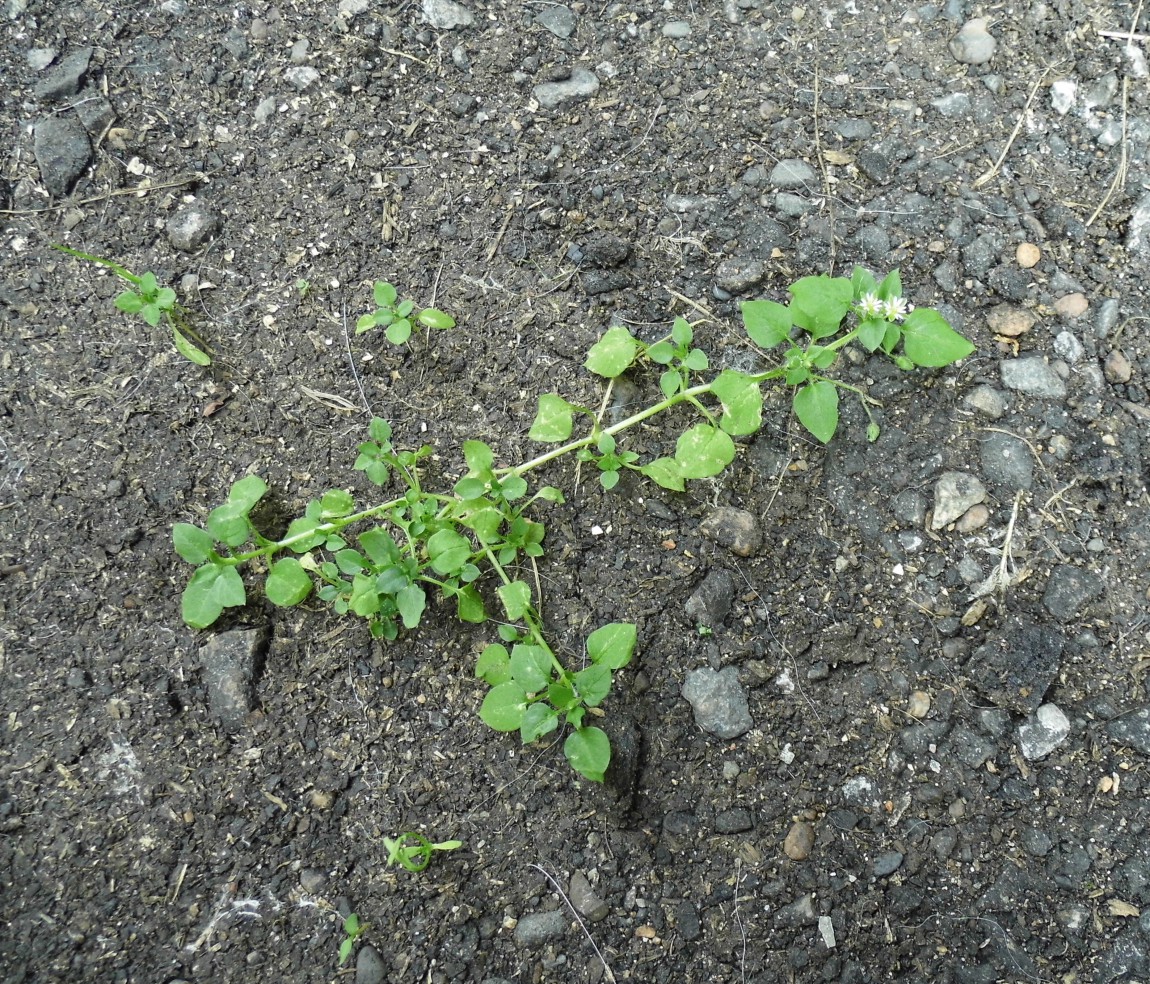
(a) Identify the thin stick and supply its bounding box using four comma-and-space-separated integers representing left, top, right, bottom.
527, 863, 617, 984
1087, 78, 1130, 227
0, 170, 217, 214
973, 64, 1061, 189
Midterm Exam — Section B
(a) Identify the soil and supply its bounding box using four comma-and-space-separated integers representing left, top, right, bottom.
3, 2, 1150, 983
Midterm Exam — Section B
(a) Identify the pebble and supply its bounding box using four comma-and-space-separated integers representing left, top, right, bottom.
535, 5, 576, 39
955, 504, 990, 532
1054, 293, 1088, 319
568, 871, 609, 923
681, 666, 753, 739
873, 851, 904, 877
533, 68, 600, 109
1051, 79, 1077, 115
284, 66, 319, 90
980, 431, 1034, 490
931, 471, 987, 529
167, 206, 221, 251
1107, 706, 1150, 755
684, 569, 735, 626
775, 893, 817, 927
698, 507, 761, 557
714, 256, 766, 293
1000, 357, 1068, 399
985, 304, 1036, 337
784, 821, 815, 860
33, 46, 92, 102
1054, 330, 1084, 364
965, 619, 1063, 715
200, 627, 268, 732
26, 47, 57, 71
930, 93, 970, 117
33, 114, 92, 197
1016, 243, 1040, 268
1042, 565, 1104, 622
513, 910, 568, 946
949, 18, 996, 65
963, 384, 1007, 418
768, 159, 817, 189
355, 944, 387, 984
1104, 350, 1133, 383
422, 0, 474, 30
1126, 192, 1150, 253
662, 20, 691, 38
1018, 703, 1071, 760
906, 691, 931, 719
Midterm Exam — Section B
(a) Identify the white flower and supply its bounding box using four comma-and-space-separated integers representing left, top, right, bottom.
882, 296, 913, 321
856, 293, 884, 319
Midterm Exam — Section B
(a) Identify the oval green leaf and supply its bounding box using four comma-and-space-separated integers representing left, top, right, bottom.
584, 325, 641, 378
793, 379, 840, 444
901, 309, 975, 367
173, 523, 215, 564
266, 557, 313, 606
674, 424, 736, 480
586, 622, 636, 669
480, 682, 528, 732
563, 727, 611, 783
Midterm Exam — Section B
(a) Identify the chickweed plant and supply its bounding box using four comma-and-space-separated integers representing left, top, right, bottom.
53, 246, 212, 365
382, 832, 463, 872
173, 268, 972, 782
338, 912, 368, 967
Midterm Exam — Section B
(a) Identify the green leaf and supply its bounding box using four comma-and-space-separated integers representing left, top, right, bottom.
480, 682, 528, 732
417, 308, 455, 329
548, 681, 577, 711
141, 304, 164, 327
349, 573, 381, 616
339, 938, 353, 967
741, 299, 791, 349
373, 281, 398, 307
510, 644, 552, 692
396, 300, 415, 318
533, 486, 565, 504
385, 320, 412, 345
476, 643, 511, 684
206, 502, 252, 547
229, 475, 269, 511
793, 379, 840, 443
585, 325, 641, 378
266, 557, 313, 606
573, 663, 612, 706
455, 584, 486, 623
359, 528, 400, 566
319, 488, 355, 519
397, 583, 426, 628
599, 469, 620, 490
453, 477, 487, 500
368, 418, 392, 443
659, 369, 681, 398
520, 703, 559, 743
674, 424, 736, 480
683, 349, 709, 371
428, 528, 473, 574
173, 523, 215, 564
789, 275, 853, 339
172, 326, 211, 365
647, 340, 675, 365
498, 476, 528, 501
463, 440, 494, 474
710, 371, 762, 436
900, 309, 975, 367
671, 316, 693, 347
856, 317, 887, 352
115, 290, 145, 314
284, 516, 326, 552
528, 394, 576, 442
355, 313, 377, 334
564, 727, 611, 782
640, 457, 685, 492
851, 265, 877, 299
586, 622, 637, 669
182, 563, 246, 628
876, 268, 903, 301
498, 580, 532, 621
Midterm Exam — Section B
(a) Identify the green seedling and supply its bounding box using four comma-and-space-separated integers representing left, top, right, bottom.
338, 912, 368, 967
356, 280, 456, 345
294, 278, 311, 298
174, 269, 972, 782
52, 245, 211, 366
382, 832, 463, 873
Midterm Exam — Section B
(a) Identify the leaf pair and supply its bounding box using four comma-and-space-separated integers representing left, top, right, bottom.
356, 280, 456, 345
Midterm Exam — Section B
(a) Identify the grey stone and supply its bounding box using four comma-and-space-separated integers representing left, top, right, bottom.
682, 666, 753, 739
1054, 330, 1084, 364
949, 17, 996, 65
775, 192, 811, 216
963, 384, 1007, 418
1001, 356, 1068, 398
892, 489, 927, 525
699, 507, 761, 557
33, 46, 92, 102
1107, 706, 1150, 756
74, 91, 116, 139
284, 65, 319, 90
675, 900, 701, 941
568, 871, 608, 922
663, 20, 691, 38
931, 471, 987, 529
949, 725, 995, 768
167, 206, 221, 251
1018, 703, 1071, 760
1021, 828, 1053, 857
857, 149, 892, 183
980, 431, 1033, 490
578, 232, 629, 267
533, 68, 599, 109
873, 851, 904, 876
355, 945, 387, 984
200, 627, 268, 732
535, 5, 576, 39
685, 569, 735, 626
1127, 192, 1150, 255
714, 808, 753, 833
26, 47, 57, 71
422, 0, 474, 30
768, 159, 817, 188
33, 114, 91, 197
775, 893, 817, 927
1042, 565, 1104, 621
966, 619, 1063, 715
714, 256, 766, 293
931, 93, 971, 117
514, 910, 568, 946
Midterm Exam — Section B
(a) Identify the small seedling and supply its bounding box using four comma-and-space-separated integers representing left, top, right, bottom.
174, 269, 972, 782
356, 280, 456, 345
382, 832, 463, 872
294, 278, 311, 298
53, 245, 211, 365
338, 912, 368, 966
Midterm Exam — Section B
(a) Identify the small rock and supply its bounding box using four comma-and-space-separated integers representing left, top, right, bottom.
1016, 243, 1040, 268
1018, 703, 1071, 760
299, 868, 327, 893
769, 159, 817, 188
284, 65, 319, 90
1000, 357, 1068, 399
714, 256, 766, 294
1051, 79, 1077, 115
535, 5, 576, 39
963, 384, 1007, 418
26, 47, 57, 71
533, 67, 599, 109
355, 944, 387, 984
34, 114, 92, 197
873, 851, 904, 877
1107, 706, 1150, 756
955, 504, 990, 532
699, 507, 761, 557
784, 821, 815, 860
1054, 331, 1084, 364
167, 206, 221, 251
775, 893, 817, 928
1104, 350, 1133, 383
931, 471, 987, 529
930, 93, 971, 117
966, 619, 1063, 715
662, 20, 691, 38
714, 808, 753, 834
33, 46, 92, 102
684, 569, 735, 626
907, 691, 931, 719
675, 900, 702, 941
986, 304, 1036, 337
514, 910, 568, 946
200, 627, 269, 732
338, 0, 370, 18
422, 0, 474, 29
949, 17, 996, 65
681, 666, 753, 739
1127, 192, 1150, 254
568, 871, 609, 923
1054, 293, 1088, 319
1042, 565, 1104, 622
578, 232, 630, 267
980, 431, 1034, 490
